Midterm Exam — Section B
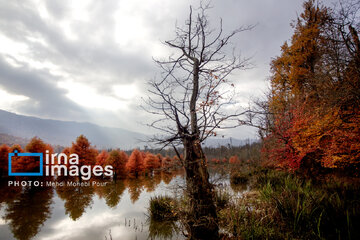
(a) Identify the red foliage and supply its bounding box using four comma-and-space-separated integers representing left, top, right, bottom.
126, 149, 144, 177
12, 137, 52, 173
156, 153, 163, 167
70, 135, 97, 166
172, 155, 182, 167
96, 150, 109, 167
106, 150, 128, 178
161, 156, 173, 169
229, 155, 239, 164
144, 152, 161, 171
211, 158, 220, 164
10, 144, 22, 153
0, 144, 10, 177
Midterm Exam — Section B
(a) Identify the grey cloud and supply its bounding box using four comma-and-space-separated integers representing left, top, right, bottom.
0, 56, 85, 120
0, 0, 154, 85
0, 0, 313, 137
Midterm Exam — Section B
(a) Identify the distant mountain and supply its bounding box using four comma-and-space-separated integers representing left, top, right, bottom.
0, 133, 29, 148
0, 109, 256, 150
0, 110, 147, 149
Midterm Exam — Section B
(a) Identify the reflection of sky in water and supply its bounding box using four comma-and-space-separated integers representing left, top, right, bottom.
0, 176, 186, 240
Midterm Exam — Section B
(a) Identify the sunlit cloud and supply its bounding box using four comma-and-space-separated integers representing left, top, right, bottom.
0, 0, 305, 136
0, 88, 29, 112
58, 81, 128, 111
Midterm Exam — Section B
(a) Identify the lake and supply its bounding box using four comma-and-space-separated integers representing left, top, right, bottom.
0, 170, 238, 240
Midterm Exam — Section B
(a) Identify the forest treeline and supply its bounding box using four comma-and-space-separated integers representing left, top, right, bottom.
0, 135, 245, 179
257, 0, 360, 175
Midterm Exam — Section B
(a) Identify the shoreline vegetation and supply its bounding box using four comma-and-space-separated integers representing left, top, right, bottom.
0, 134, 359, 239
148, 161, 360, 240
1, 134, 359, 239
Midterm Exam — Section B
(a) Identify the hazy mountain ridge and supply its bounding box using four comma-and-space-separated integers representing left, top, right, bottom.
0, 110, 146, 149
0, 109, 254, 149
0, 133, 29, 147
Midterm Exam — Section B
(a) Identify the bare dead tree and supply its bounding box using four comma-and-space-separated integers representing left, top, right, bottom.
144, 2, 253, 239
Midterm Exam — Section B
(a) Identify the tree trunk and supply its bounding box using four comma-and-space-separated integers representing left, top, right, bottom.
183, 136, 219, 240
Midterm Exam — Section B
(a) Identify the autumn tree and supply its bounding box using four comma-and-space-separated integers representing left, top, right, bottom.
161, 156, 173, 170
96, 150, 109, 168
144, 152, 160, 174
229, 155, 239, 164
62, 147, 71, 156
11, 137, 53, 174
70, 135, 98, 168
256, 0, 360, 173
144, 2, 253, 238
0, 144, 10, 177
126, 149, 144, 177
105, 150, 128, 178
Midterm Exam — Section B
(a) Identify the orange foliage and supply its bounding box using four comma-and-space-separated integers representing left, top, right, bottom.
161, 156, 173, 169
0, 144, 10, 177
156, 153, 163, 167
265, 1, 360, 173
229, 155, 239, 164
106, 150, 128, 178
96, 150, 109, 167
144, 152, 160, 171
126, 149, 144, 177
70, 135, 97, 166
12, 137, 52, 173
10, 144, 22, 153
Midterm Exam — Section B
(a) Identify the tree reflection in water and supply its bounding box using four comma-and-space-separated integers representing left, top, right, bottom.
56, 177, 95, 220
0, 180, 22, 208
125, 176, 146, 203
101, 180, 126, 208
3, 186, 53, 240
0, 170, 184, 240
144, 172, 162, 192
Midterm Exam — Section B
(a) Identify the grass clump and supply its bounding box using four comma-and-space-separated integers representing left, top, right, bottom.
258, 170, 360, 239
148, 195, 178, 221
230, 171, 250, 185
214, 189, 231, 209
218, 191, 286, 239
220, 168, 360, 239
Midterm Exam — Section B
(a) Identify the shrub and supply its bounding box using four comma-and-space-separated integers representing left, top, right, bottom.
148, 196, 178, 221
214, 189, 231, 209
230, 171, 250, 185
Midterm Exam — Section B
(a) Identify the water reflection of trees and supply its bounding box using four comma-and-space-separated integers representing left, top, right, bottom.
56, 178, 94, 220
144, 173, 162, 192
126, 177, 145, 203
0, 181, 22, 208
0, 169, 184, 240
99, 180, 126, 208
3, 186, 53, 240
127, 171, 182, 203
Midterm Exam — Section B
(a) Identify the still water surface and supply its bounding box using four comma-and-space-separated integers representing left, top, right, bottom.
0, 170, 237, 240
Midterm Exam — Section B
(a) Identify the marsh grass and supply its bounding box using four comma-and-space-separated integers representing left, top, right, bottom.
257, 169, 360, 239
220, 167, 360, 239
148, 195, 178, 221
148, 168, 360, 239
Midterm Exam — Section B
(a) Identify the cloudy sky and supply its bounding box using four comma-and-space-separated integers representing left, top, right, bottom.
0, 0, 306, 139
